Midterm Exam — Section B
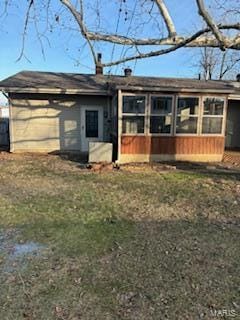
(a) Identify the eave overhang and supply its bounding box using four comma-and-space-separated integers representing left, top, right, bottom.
116, 85, 234, 94
0, 87, 112, 96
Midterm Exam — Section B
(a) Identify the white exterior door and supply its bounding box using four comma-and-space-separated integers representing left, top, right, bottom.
80, 106, 104, 152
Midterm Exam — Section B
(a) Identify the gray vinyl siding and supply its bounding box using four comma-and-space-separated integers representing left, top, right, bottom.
9, 93, 110, 152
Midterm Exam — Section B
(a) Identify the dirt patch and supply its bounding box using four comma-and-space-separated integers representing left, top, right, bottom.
1, 151, 240, 174
88, 162, 116, 172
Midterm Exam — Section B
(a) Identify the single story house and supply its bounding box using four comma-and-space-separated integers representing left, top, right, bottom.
0, 69, 240, 163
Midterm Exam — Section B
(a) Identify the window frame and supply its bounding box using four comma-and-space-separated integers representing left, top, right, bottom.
148, 94, 175, 136
175, 95, 201, 136
120, 92, 227, 137
200, 96, 227, 136
121, 93, 147, 136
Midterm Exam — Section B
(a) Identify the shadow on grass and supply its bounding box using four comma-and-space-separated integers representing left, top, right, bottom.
49, 151, 88, 164
53, 154, 240, 182
158, 160, 240, 181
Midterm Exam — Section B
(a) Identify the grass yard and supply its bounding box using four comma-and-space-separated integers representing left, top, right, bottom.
0, 153, 239, 320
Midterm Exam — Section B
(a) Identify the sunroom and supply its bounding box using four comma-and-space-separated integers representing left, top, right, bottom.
116, 91, 228, 163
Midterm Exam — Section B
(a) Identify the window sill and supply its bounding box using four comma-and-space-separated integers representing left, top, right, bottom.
148, 133, 173, 137
121, 133, 146, 136
200, 133, 225, 137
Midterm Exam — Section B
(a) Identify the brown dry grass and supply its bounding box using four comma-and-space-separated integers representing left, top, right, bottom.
0, 153, 239, 319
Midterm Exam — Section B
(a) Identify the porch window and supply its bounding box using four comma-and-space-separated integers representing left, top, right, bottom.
202, 98, 225, 134
150, 96, 173, 134
122, 96, 146, 134
176, 97, 199, 134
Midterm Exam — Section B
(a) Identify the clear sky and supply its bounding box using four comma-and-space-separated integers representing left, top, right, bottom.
0, 0, 206, 103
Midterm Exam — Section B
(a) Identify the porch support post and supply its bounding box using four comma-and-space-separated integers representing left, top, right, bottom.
117, 89, 122, 163
223, 95, 228, 137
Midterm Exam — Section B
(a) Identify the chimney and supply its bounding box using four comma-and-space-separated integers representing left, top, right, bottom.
236, 74, 240, 82
124, 68, 132, 77
95, 53, 103, 75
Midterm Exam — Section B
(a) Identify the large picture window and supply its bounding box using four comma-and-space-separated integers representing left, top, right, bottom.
176, 97, 199, 134
122, 95, 146, 134
150, 96, 173, 134
202, 98, 225, 134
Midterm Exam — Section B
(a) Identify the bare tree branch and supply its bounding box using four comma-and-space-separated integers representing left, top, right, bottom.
220, 54, 240, 79
60, 0, 97, 65
155, 0, 176, 37
86, 24, 240, 47
195, 47, 240, 80
0, 0, 10, 17
32, 1, 46, 60
16, 0, 34, 62
3, 0, 240, 68
214, 0, 240, 16
196, 0, 226, 49
101, 28, 229, 67
219, 51, 227, 79
58, 0, 240, 67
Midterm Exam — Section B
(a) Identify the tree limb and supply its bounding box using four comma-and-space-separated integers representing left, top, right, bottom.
58, 0, 240, 67
60, 0, 97, 65
16, 0, 34, 62
58, 0, 238, 49
86, 23, 240, 48
155, 0, 176, 37
10, 0, 227, 68
101, 28, 240, 67
196, 0, 226, 49
220, 55, 240, 79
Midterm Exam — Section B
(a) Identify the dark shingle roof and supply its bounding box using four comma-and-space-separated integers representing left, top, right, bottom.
0, 70, 238, 94
111, 75, 235, 92
0, 71, 109, 94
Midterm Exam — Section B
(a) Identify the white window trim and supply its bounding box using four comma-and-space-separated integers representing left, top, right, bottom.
121, 93, 147, 136
120, 93, 227, 138
201, 96, 227, 136
175, 95, 201, 136
148, 94, 175, 136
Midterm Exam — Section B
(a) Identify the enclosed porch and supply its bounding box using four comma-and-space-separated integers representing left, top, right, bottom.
114, 91, 228, 163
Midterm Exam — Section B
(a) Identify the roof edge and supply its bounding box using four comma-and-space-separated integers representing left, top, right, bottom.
0, 87, 111, 96
116, 85, 234, 94
228, 94, 240, 100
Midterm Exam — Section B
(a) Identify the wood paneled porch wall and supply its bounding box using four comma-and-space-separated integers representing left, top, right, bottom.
121, 136, 225, 155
